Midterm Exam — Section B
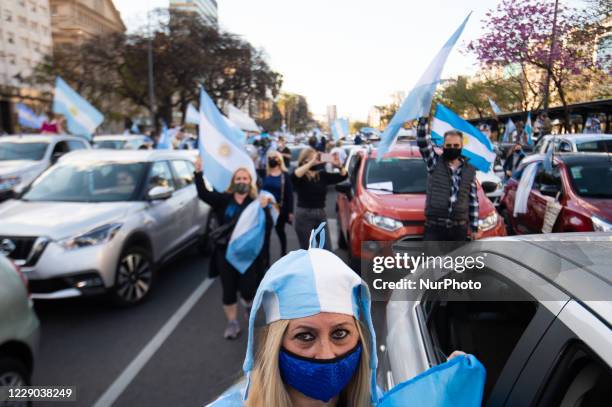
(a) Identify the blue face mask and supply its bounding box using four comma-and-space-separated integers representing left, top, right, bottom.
278, 343, 362, 402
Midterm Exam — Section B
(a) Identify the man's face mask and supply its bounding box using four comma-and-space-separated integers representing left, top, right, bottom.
443, 147, 462, 161
232, 182, 250, 194
278, 343, 362, 402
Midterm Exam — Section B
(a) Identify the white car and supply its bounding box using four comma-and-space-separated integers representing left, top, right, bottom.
534, 133, 612, 154
0, 135, 91, 201
93, 134, 154, 150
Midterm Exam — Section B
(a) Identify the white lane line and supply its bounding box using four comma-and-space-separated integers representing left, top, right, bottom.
93, 278, 215, 407
328, 218, 339, 251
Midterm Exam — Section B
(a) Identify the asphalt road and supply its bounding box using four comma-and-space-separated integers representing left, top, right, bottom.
30, 190, 386, 407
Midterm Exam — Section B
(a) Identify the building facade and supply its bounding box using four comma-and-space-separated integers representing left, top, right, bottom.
170, 0, 218, 26
50, 0, 125, 49
0, 0, 54, 133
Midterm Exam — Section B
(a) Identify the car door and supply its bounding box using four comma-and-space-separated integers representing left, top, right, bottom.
169, 159, 201, 245
504, 300, 611, 406
528, 166, 562, 234
144, 160, 182, 260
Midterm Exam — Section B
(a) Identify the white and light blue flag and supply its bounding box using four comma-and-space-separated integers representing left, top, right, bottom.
130, 120, 140, 134
502, 118, 516, 143
186, 102, 200, 125
331, 118, 349, 140
156, 122, 173, 149
198, 87, 256, 192
376, 13, 471, 161
488, 97, 502, 115
525, 112, 533, 145
226, 192, 278, 274
16, 104, 45, 129
53, 76, 103, 138
431, 104, 496, 172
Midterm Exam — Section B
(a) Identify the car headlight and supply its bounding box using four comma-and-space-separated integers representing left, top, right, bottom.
591, 216, 612, 232
58, 223, 122, 250
478, 212, 499, 232
364, 212, 403, 232
0, 176, 21, 192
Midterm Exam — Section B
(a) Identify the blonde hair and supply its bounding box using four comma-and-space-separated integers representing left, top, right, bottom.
226, 167, 258, 199
245, 318, 372, 407
297, 147, 320, 181
266, 150, 288, 175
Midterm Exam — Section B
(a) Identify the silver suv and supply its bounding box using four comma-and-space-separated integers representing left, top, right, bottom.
0, 149, 211, 305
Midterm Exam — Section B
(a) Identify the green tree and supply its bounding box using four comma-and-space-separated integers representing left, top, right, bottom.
277, 92, 313, 133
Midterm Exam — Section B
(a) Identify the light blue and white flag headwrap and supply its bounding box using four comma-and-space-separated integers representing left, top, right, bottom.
377, 13, 471, 161
198, 86, 256, 192
331, 118, 349, 140
53, 76, 103, 138
226, 191, 278, 274
525, 112, 534, 145
502, 118, 516, 143
431, 104, 496, 172
488, 97, 502, 116
242, 223, 379, 404
16, 104, 45, 129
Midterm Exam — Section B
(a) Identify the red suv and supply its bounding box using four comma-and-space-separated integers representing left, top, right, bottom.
500, 153, 612, 234
335, 143, 506, 265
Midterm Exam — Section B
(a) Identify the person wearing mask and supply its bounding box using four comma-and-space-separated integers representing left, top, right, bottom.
503, 142, 525, 181
206, 225, 486, 407
417, 118, 479, 241
262, 150, 294, 257
276, 136, 292, 169
194, 157, 273, 340
291, 148, 347, 250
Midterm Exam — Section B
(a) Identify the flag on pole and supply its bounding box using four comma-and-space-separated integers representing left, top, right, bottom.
488, 97, 502, 116
331, 118, 349, 140
198, 86, 256, 192
502, 118, 516, 143
131, 120, 140, 134
156, 122, 173, 149
431, 104, 496, 172
53, 76, 103, 138
525, 112, 533, 145
16, 104, 45, 129
376, 13, 471, 161
186, 103, 200, 125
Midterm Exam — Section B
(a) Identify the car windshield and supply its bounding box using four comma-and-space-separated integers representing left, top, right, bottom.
567, 162, 612, 198
364, 157, 427, 194
0, 142, 49, 161
94, 140, 127, 149
22, 161, 147, 202
576, 140, 612, 153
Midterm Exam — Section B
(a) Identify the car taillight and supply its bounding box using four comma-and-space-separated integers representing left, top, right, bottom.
10, 259, 30, 297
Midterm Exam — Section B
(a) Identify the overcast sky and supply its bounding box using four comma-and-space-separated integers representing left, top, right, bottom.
114, 0, 586, 121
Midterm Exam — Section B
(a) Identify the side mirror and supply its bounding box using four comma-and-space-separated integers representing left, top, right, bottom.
540, 184, 560, 198
482, 181, 498, 194
335, 181, 352, 199
147, 185, 173, 200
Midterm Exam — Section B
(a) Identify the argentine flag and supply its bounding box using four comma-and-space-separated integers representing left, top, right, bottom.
331, 118, 349, 140
16, 104, 45, 129
226, 192, 278, 274
525, 112, 534, 145
432, 104, 496, 172
377, 13, 471, 161
502, 118, 516, 143
488, 97, 502, 115
198, 87, 255, 192
186, 102, 200, 125
53, 76, 103, 137
157, 122, 173, 149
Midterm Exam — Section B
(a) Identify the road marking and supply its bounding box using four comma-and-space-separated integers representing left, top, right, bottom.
92, 278, 215, 407
328, 218, 339, 251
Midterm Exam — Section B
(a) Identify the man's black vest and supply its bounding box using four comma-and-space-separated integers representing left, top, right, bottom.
425, 159, 476, 222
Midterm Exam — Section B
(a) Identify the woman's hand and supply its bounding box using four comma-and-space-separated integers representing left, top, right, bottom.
195, 156, 203, 172
447, 350, 466, 361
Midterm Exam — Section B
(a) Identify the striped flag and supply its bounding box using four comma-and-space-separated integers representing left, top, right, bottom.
53, 76, 103, 138
156, 122, 173, 149
331, 118, 349, 140
502, 118, 516, 143
488, 97, 502, 115
525, 112, 533, 145
186, 103, 200, 125
16, 104, 45, 129
431, 104, 496, 172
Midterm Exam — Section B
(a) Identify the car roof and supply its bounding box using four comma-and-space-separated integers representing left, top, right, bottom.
483, 232, 612, 324
557, 133, 612, 142
366, 143, 422, 159
94, 134, 147, 141
555, 152, 612, 166
58, 149, 194, 163
0, 134, 87, 143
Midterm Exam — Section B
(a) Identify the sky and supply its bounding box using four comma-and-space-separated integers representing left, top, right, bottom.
113, 0, 584, 121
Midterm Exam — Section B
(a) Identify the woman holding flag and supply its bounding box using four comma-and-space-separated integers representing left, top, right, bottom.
262, 150, 294, 257
194, 157, 273, 340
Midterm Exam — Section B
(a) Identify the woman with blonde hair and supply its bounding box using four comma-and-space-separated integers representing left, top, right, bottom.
207, 225, 485, 407
292, 147, 347, 250
194, 157, 273, 340
262, 150, 294, 257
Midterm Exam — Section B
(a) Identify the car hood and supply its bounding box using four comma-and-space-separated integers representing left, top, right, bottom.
362, 191, 427, 220
576, 197, 612, 222
0, 200, 142, 239
0, 160, 45, 177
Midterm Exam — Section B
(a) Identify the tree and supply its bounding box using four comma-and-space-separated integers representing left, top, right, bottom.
467, 0, 611, 129
351, 120, 369, 133
277, 92, 313, 133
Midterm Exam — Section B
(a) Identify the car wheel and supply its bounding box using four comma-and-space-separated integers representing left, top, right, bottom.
110, 246, 154, 306
500, 207, 515, 235
0, 355, 31, 390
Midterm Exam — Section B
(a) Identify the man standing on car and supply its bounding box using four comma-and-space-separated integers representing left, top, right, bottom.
417, 118, 479, 241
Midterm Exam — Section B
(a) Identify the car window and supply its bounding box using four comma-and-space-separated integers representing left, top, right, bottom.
52, 141, 70, 155
567, 162, 612, 198
363, 157, 427, 194
576, 140, 612, 153
67, 140, 87, 151
421, 272, 538, 401
147, 161, 175, 191
348, 154, 362, 188
0, 142, 49, 161
534, 165, 561, 190
171, 160, 195, 189
558, 141, 572, 152
536, 342, 611, 407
